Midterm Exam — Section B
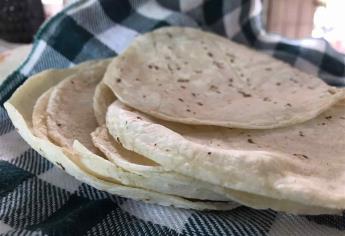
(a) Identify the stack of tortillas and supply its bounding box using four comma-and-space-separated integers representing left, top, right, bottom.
5, 27, 345, 214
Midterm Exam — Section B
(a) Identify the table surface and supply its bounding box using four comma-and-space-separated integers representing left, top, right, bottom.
0, 41, 31, 86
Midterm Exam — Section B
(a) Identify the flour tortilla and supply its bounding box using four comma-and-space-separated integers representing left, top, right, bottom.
106, 100, 345, 210
46, 62, 109, 152
32, 89, 51, 139
93, 125, 342, 214
93, 82, 116, 125
45, 70, 231, 201
93, 82, 164, 173
104, 27, 345, 129
93, 82, 343, 214
5, 61, 341, 214
5, 60, 238, 211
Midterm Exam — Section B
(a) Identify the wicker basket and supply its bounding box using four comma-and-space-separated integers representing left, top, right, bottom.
0, 0, 45, 43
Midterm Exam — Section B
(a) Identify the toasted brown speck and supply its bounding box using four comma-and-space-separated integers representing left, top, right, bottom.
207, 152, 212, 155
57, 123, 62, 127
165, 149, 170, 152
178, 79, 189, 83
247, 139, 255, 144
178, 98, 184, 102
186, 109, 191, 112
263, 97, 271, 102
340, 116, 345, 120
207, 52, 213, 57
325, 116, 332, 120
265, 67, 272, 71
238, 90, 252, 98
154, 143, 157, 146
276, 82, 281, 86
299, 131, 304, 137
142, 95, 146, 98
148, 65, 153, 69
136, 116, 142, 120
210, 85, 219, 91
180, 85, 186, 89
135, 78, 140, 81
285, 103, 292, 107
197, 102, 203, 106
116, 78, 122, 83
195, 70, 202, 74
213, 61, 224, 69
293, 153, 309, 159
191, 93, 197, 97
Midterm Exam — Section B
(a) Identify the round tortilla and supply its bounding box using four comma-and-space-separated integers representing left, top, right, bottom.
92, 84, 345, 214
46, 65, 107, 152
103, 26, 345, 129
43, 61, 234, 201
6, 60, 238, 211
5, 59, 341, 214
94, 124, 341, 215
106, 99, 345, 210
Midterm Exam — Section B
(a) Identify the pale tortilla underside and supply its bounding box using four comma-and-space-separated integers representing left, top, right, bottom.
106, 99, 345, 210
5, 60, 239, 211
103, 26, 345, 129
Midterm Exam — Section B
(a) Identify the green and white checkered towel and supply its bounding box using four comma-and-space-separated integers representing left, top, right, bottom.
0, 0, 344, 235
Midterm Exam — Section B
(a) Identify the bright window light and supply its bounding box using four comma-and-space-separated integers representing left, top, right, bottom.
312, 0, 345, 53
41, 0, 63, 4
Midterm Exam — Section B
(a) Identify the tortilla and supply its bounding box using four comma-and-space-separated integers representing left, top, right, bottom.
93, 125, 343, 215
26, 61, 340, 214
32, 89, 51, 139
93, 82, 116, 125
46, 63, 109, 152
45, 70, 232, 201
103, 27, 345, 129
5, 60, 238, 211
106, 99, 345, 210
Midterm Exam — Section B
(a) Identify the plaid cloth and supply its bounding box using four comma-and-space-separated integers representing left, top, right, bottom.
0, 0, 345, 235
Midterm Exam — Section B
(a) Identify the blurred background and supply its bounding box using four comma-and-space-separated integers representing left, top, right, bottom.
0, 0, 344, 53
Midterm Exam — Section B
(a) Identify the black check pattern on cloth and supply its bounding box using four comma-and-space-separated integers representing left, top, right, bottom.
0, 0, 344, 235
